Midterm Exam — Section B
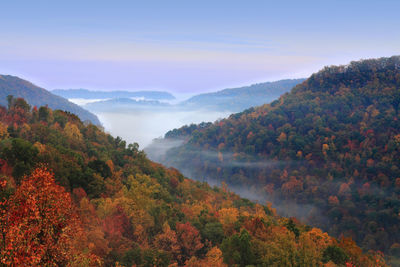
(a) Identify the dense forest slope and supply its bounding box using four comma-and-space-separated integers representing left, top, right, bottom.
0, 75, 101, 125
0, 98, 386, 266
179, 79, 305, 112
150, 56, 400, 264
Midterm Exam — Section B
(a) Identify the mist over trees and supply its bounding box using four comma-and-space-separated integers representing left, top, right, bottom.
148, 56, 400, 264
0, 95, 387, 266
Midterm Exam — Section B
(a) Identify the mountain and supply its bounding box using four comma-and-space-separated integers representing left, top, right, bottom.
0, 98, 384, 266
0, 75, 101, 125
85, 97, 170, 112
147, 56, 400, 263
52, 88, 176, 101
55, 80, 303, 114
179, 79, 305, 112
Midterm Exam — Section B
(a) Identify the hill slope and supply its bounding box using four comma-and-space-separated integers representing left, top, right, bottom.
149, 56, 400, 262
179, 79, 305, 112
0, 98, 385, 266
0, 75, 101, 125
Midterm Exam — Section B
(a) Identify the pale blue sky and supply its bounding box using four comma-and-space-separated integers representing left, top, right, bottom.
1, 0, 399, 95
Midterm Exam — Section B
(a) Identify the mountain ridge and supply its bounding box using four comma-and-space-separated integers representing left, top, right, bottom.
52, 88, 176, 100
179, 78, 306, 112
0, 75, 101, 125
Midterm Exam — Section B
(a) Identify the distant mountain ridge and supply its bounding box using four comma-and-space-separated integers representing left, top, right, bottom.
0, 75, 101, 125
57, 79, 305, 114
179, 78, 305, 111
85, 97, 170, 111
52, 88, 176, 100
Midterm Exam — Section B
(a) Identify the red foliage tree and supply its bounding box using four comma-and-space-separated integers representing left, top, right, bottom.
0, 168, 86, 266
103, 205, 132, 239
175, 222, 204, 264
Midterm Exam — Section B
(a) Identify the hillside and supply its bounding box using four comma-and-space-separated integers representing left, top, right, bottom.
179, 79, 305, 112
0, 98, 385, 266
0, 75, 101, 125
52, 88, 176, 100
149, 56, 400, 263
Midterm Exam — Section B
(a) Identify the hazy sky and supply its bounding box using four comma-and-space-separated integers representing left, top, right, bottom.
1, 0, 400, 95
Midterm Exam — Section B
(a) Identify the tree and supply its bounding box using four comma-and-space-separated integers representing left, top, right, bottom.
38, 106, 51, 122
202, 222, 225, 245
285, 219, 300, 238
6, 95, 13, 110
2, 138, 38, 182
0, 168, 88, 266
154, 222, 180, 262
322, 245, 349, 265
221, 229, 255, 267
185, 246, 227, 267
64, 122, 83, 141
0, 122, 8, 140
175, 222, 203, 264
7, 98, 31, 125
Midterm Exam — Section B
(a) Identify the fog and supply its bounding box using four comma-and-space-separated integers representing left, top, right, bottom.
69, 98, 111, 106
94, 108, 231, 148
88, 104, 329, 228
145, 139, 326, 225
79, 99, 323, 225
173, 157, 323, 225
146, 145, 287, 170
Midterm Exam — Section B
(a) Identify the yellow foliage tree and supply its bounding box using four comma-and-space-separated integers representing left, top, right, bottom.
0, 122, 9, 140
64, 122, 83, 140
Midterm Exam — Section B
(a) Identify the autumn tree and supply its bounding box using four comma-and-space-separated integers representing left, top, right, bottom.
154, 222, 180, 262
0, 168, 90, 266
175, 222, 204, 264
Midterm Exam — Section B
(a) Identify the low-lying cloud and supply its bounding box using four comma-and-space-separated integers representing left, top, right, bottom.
92, 108, 230, 148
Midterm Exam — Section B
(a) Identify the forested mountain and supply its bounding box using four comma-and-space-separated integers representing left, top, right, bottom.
179, 79, 305, 112
52, 88, 176, 100
149, 56, 400, 264
0, 75, 101, 125
0, 98, 385, 266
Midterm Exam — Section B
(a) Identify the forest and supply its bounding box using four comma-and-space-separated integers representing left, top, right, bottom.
152, 56, 400, 265
0, 94, 388, 266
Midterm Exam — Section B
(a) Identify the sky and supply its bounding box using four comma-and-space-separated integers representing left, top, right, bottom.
1, 0, 400, 96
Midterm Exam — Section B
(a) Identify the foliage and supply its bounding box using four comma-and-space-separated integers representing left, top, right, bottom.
158, 56, 400, 261
0, 95, 386, 266
0, 168, 97, 266
322, 245, 349, 265
221, 229, 255, 266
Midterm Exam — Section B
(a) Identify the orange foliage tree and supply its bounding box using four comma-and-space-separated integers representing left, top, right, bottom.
0, 168, 92, 266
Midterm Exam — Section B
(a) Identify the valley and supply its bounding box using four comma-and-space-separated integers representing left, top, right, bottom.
1, 1, 399, 265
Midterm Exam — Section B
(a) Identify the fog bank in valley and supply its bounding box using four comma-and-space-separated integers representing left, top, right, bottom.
94, 109, 230, 148
145, 141, 326, 226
